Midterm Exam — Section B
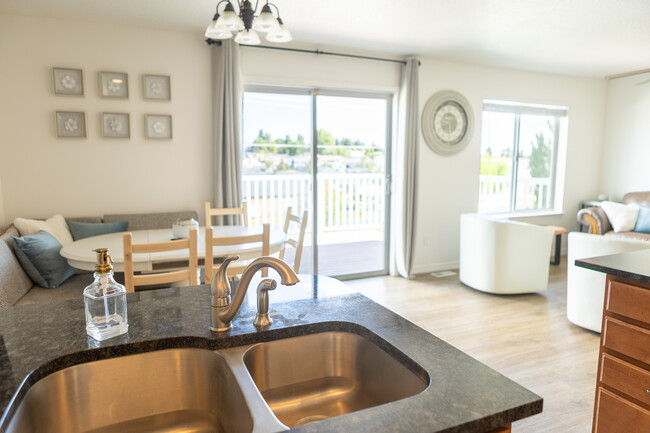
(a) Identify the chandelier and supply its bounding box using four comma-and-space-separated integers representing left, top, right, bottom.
205, 1, 292, 45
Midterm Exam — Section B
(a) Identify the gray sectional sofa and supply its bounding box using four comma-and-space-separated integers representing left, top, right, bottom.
0, 211, 198, 307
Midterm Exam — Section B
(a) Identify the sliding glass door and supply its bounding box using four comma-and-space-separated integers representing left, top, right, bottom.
242, 87, 391, 278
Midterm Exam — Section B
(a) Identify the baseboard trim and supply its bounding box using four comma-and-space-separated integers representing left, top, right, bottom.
412, 261, 460, 275
411, 251, 566, 276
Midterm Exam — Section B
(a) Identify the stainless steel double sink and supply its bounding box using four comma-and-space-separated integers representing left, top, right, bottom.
6, 330, 430, 433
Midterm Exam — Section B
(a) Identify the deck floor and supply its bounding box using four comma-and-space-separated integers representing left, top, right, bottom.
283, 240, 385, 276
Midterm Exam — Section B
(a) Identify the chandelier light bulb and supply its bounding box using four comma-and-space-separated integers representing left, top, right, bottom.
217, 3, 245, 31
252, 4, 281, 32
235, 28, 261, 45
266, 20, 292, 43
205, 16, 233, 39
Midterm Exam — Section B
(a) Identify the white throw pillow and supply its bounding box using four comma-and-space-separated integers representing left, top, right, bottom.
13, 214, 74, 246
600, 201, 639, 232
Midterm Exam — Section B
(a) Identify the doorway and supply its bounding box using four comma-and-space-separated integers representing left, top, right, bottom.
242, 87, 392, 278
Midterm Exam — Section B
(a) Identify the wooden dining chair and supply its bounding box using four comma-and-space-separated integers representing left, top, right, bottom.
279, 207, 308, 273
205, 223, 270, 283
204, 201, 248, 227
122, 228, 198, 293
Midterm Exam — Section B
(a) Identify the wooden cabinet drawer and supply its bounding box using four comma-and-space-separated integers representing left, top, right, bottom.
607, 280, 650, 323
600, 353, 650, 406
603, 317, 650, 365
595, 387, 650, 432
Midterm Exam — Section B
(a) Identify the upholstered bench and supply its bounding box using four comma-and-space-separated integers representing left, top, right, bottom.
0, 210, 198, 307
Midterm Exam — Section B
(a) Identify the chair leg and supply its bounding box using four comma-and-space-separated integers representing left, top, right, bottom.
551, 234, 561, 265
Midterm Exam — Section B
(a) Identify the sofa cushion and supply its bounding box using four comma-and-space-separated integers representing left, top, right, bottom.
69, 221, 128, 241
13, 231, 76, 289
0, 227, 33, 307
14, 273, 88, 306
13, 214, 73, 245
600, 201, 639, 232
66, 216, 103, 224
104, 211, 199, 231
605, 231, 650, 242
624, 191, 650, 208
634, 206, 650, 234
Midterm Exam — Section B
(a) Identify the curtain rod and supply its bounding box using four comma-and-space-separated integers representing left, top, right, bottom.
206, 39, 414, 65
605, 68, 650, 80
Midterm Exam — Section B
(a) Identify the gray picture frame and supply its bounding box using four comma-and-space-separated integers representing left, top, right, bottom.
99, 71, 129, 99
101, 112, 130, 139
56, 111, 86, 138
143, 74, 171, 100
52, 67, 84, 96
145, 114, 172, 139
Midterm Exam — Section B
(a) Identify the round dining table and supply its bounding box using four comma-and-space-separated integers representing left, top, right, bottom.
60, 226, 288, 272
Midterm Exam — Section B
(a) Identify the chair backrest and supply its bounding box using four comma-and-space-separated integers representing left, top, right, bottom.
122, 228, 198, 293
205, 223, 270, 283
204, 201, 248, 227
279, 207, 308, 273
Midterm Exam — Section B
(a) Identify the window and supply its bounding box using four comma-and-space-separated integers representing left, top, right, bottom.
478, 100, 567, 214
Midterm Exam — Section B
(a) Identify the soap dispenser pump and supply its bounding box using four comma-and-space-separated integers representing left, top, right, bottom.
83, 248, 128, 341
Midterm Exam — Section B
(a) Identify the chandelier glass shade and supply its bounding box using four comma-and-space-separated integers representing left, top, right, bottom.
205, 1, 292, 45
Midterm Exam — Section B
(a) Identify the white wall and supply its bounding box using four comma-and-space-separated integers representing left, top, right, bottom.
600, 72, 650, 200
412, 59, 607, 273
0, 12, 608, 272
241, 50, 607, 273
240, 46, 401, 92
0, 14, 213, 223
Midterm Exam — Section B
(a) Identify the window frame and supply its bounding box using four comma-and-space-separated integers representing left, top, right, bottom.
480, 100, 568, 215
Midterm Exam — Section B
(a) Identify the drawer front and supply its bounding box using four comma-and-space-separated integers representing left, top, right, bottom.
603, 317, 650, 365
595, 387, 650, 433
600, 353, 650, 406
607, 280, 650, 324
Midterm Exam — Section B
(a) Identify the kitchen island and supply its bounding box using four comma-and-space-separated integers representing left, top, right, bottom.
0, 275, 541, 432
576, 249, 650, 432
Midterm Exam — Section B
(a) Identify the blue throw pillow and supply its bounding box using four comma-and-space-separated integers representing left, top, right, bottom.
634, 206, 650, 234
13, 231, 76, 289
68, 221, 128, 241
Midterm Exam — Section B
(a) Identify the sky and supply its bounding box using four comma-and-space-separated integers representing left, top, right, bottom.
243, 92, 388, 147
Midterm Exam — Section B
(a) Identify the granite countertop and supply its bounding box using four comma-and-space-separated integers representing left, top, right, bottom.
0, 275, 542, 432
575, 248, 650, 285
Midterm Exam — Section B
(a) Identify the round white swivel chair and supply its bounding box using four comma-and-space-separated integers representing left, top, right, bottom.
459, 213, 555, 294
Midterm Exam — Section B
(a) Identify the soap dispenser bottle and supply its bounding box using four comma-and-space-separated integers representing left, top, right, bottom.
83, 248, 128, 341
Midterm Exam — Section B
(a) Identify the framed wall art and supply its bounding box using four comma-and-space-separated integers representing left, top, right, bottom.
145, 114, 172, 139
99, 71, 129, 98
101, 112, 130, 138
56, 111, 86, 138
52, 67, 84, 96
143, 74, 171, 100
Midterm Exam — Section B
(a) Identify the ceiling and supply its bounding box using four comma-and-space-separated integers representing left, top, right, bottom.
2, 0, 649, 77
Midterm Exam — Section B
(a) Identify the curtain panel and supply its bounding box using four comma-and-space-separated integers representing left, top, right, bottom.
211, 40, 243, 225
394, 57, 419, 278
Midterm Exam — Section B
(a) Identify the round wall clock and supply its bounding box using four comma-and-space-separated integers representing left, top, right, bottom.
421, 90, 474, 155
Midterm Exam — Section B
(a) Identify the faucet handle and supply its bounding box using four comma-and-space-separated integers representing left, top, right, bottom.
253, 278, 277, 330
211, 255, 239, 306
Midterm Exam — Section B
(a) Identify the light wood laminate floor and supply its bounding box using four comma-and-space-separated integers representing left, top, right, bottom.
345, 261, 600, 433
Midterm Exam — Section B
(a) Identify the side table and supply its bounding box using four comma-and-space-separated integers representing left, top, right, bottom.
544, 225, 569, 265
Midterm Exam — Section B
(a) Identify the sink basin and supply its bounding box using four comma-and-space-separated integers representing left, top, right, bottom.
6, 348, 253, 433
242, 331, 429, 428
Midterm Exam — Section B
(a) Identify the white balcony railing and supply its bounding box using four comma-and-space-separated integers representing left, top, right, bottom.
242, 173, 385, 232
478, 175, 551, 213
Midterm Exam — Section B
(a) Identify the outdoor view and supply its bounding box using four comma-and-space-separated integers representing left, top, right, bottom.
479, 111, 556, 213
242, 91, 389, 277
